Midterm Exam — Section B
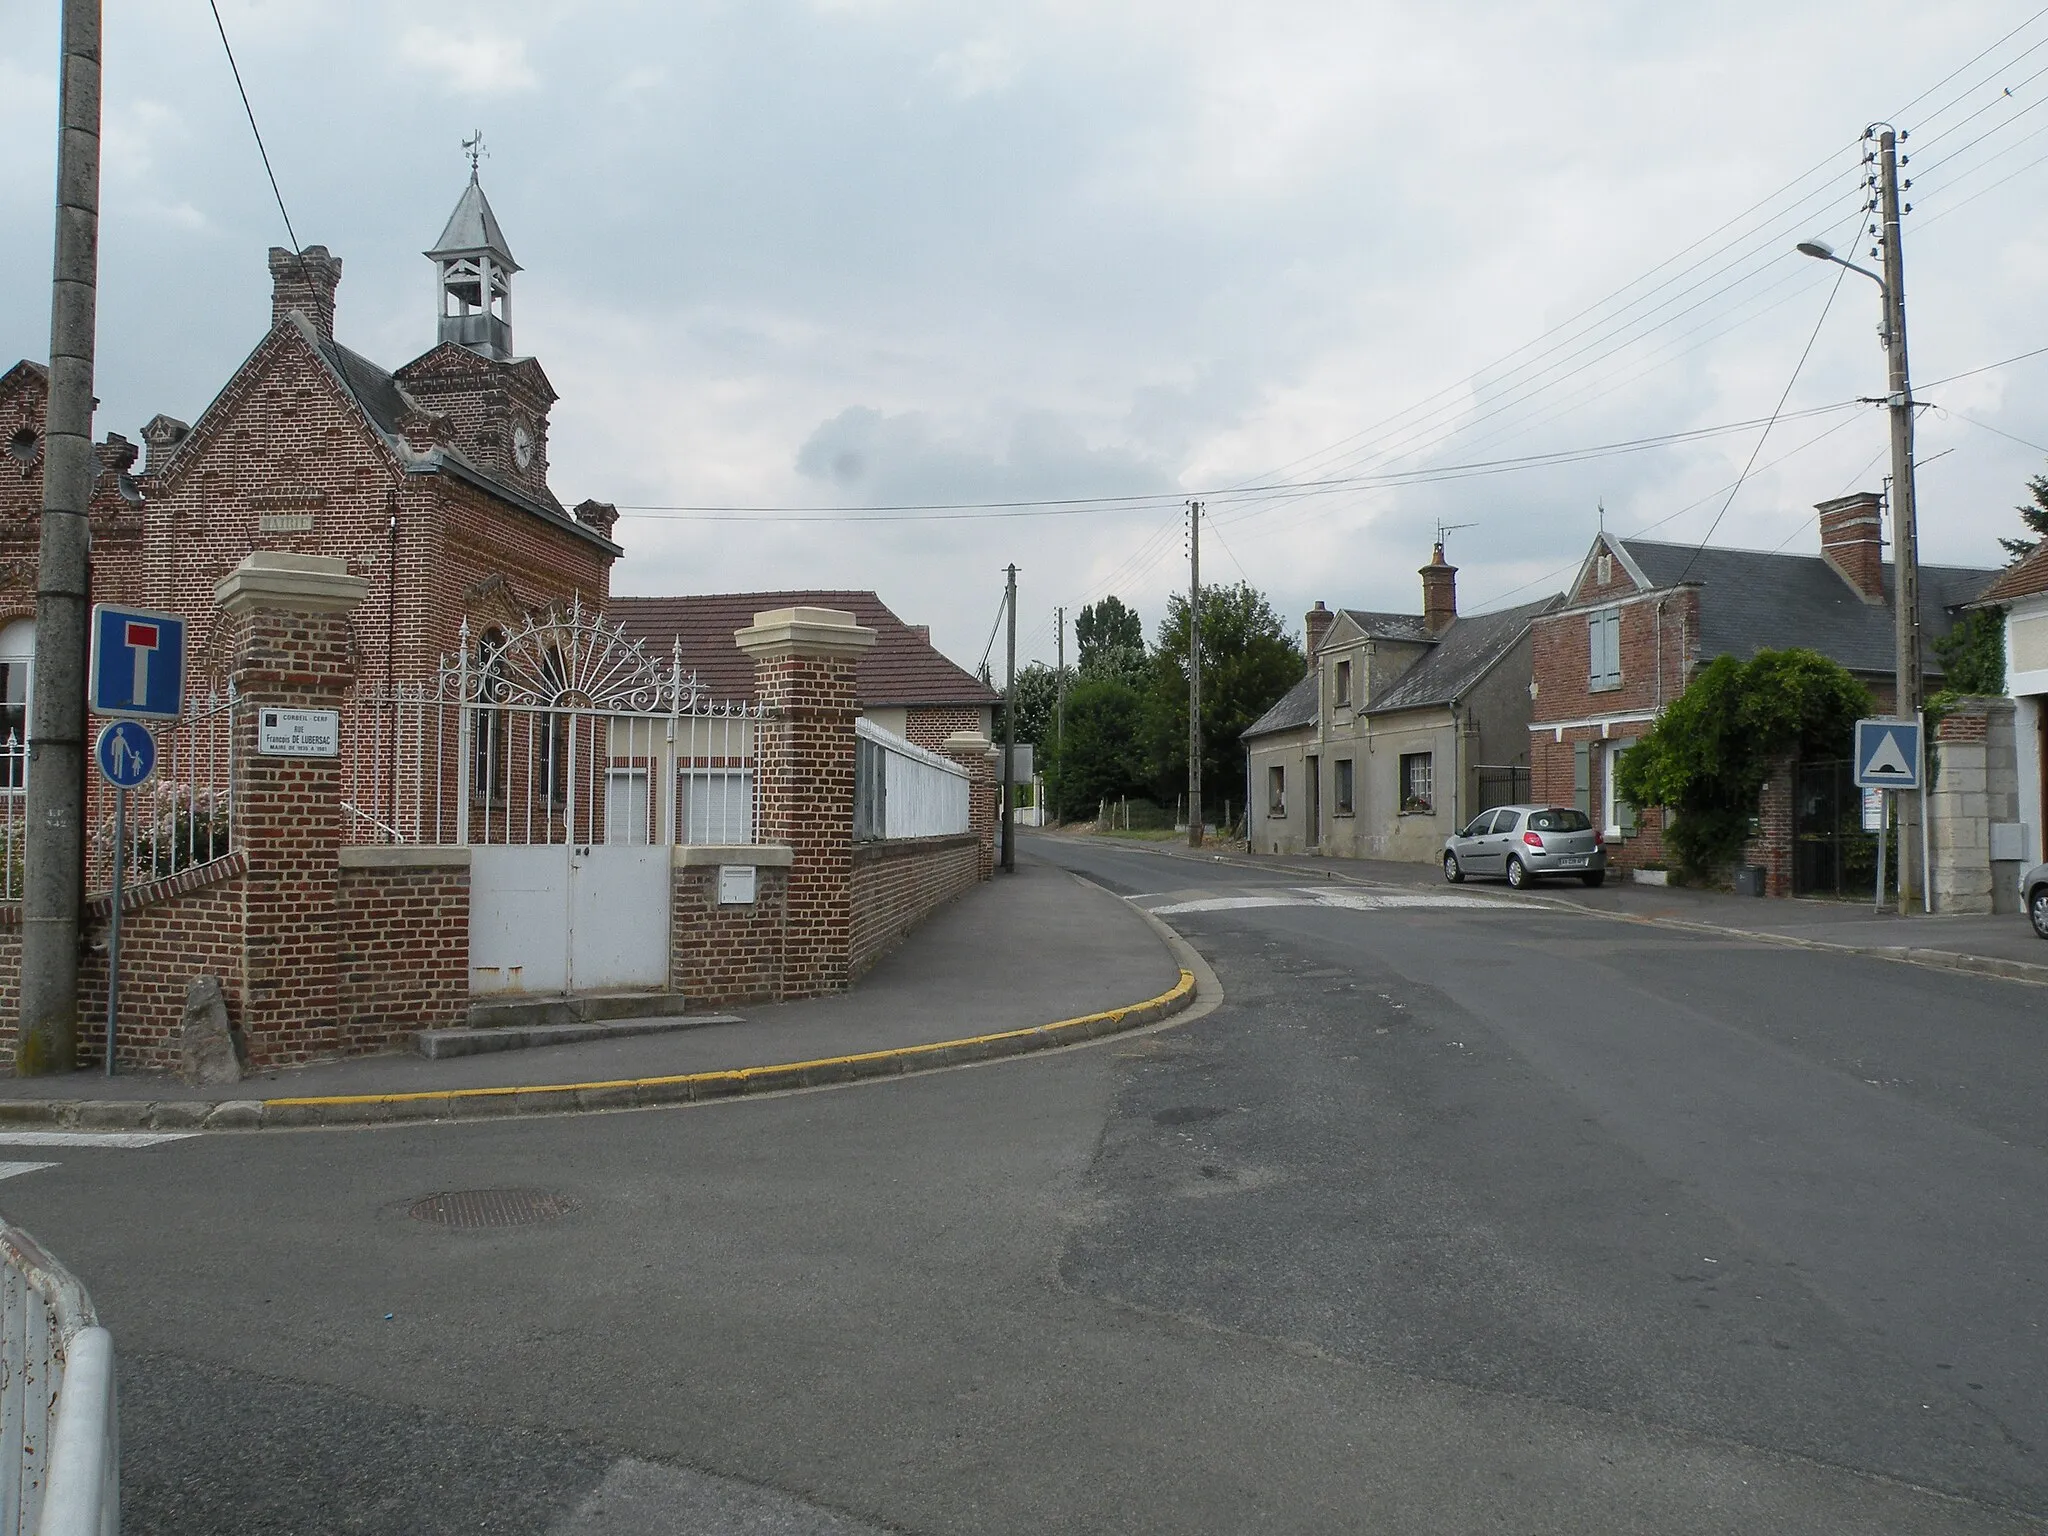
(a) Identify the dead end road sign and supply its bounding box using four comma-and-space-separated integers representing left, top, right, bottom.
1854, 716, 1923, 791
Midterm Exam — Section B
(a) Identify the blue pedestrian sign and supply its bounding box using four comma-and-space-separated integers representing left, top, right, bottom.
88, 603, 185, 721
94, 719, 156, 789
1854, 715, 1922, 791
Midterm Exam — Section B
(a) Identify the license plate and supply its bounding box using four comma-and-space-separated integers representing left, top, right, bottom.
1556, 856, 1588, 869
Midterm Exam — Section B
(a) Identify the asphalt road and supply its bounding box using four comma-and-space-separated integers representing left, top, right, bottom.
10, 838, 2047, 1534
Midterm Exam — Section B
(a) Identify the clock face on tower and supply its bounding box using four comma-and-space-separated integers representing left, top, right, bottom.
512, 423, 534, 471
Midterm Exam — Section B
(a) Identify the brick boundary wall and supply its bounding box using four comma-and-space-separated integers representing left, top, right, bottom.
849, 833, 982, 978
0, 853, 250, 1072
670, 860, 792, 1007
1740, 757, 1796, 898
336, 853, 471, 1053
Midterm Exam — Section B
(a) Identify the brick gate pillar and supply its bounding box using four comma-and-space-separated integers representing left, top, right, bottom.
941, 730, 999, 881
217, 552, 369, 1065
736, 606, 876, 997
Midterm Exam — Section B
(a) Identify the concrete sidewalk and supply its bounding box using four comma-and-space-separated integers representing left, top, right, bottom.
1053, 830, 2048, 983
0, 856, 1195, 1127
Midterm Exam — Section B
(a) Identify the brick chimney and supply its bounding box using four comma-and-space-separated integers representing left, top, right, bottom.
1305, 601, 1334, 668
1419, 543, 1458, 635
572, 499, 620, 539
1816, 492, 1886, 604
269, 245, 343, 343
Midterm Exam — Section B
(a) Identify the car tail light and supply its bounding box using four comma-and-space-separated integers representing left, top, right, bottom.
1594, 830, 1605, 846
1522, 831, 1545, 849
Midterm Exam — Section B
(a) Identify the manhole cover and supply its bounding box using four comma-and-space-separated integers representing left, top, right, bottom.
406, 1189, 577, 1229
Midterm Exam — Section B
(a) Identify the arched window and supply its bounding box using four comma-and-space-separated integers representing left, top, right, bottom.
0, 620, 32, 793
472, 628, 507, 804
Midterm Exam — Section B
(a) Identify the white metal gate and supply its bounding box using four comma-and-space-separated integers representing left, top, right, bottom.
370, 603, 760, 997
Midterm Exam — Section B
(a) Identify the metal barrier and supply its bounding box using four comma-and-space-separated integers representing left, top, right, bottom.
854, 718, 971, 841
0, 1220, 116, 1536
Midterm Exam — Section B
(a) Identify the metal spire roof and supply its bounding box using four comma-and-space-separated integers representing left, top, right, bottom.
425, 173, 519, 271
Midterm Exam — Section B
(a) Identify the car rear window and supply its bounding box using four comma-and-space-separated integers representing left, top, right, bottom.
1529, 809, 1591, 832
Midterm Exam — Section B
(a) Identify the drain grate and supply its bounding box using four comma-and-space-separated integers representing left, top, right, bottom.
407, 1188, 577, 1229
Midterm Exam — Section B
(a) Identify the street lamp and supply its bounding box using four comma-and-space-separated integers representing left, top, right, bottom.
1796, 123, 1926, 914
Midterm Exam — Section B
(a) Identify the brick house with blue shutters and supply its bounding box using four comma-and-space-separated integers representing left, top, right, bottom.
1527, 494, 1997, 893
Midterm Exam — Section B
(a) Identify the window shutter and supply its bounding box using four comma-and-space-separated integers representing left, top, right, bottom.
1587, 614, 1601, 688
1606, 610, 1622, 686
1573, 740, 1591, 814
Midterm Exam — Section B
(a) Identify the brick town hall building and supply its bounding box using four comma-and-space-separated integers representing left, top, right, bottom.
0, 167, 622, 796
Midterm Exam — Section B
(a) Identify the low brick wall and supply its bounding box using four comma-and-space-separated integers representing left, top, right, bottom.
0, 853, 249, 1073
850, 833, 981, 978
337, 848, 472, 1055
671, 854, 792, 1006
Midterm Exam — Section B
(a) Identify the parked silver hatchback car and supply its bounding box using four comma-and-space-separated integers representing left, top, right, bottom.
1443, 804, 1608, 889
2022, 863, 2048, 939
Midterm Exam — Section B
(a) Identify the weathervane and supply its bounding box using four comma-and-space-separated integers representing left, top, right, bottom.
462, 130, 487, 178
1434, 518, 1478, 555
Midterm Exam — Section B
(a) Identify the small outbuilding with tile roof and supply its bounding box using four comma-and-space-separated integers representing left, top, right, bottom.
1242, 544, 1559, 861
609, 591, 999, 749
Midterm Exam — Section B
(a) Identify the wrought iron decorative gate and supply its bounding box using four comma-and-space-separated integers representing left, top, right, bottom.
357, 602, 762, 995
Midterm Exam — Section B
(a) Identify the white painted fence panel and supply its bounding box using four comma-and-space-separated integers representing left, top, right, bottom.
854, 719, 970, 841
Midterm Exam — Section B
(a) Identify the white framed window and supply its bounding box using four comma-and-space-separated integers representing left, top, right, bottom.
1399, 752, 1433, 814
1588, 607, 1622, 691
1602, 739, 1638, 837
1334, 658, 1352, 707
1335, 758, 1354, 815
1267, 764, 1286, 817
0, 620, 30, 793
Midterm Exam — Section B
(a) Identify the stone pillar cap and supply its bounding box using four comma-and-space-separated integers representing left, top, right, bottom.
215, 551, 369, 615
734, 606, 878, 659
942, 729, 998, 759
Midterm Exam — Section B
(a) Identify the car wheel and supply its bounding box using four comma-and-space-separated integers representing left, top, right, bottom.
1443, 851, 1464, 884
1505, 856, 1529, 890
1581, 871, 1606, 888
2031, 886, 2048, 940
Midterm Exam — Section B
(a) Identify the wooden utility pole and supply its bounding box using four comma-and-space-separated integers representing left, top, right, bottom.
19, 0, 102, 1074
1002, 563, 1017, 873
1054, 604, 1065, 828
1187, 501, 1203, 849
1875, 125, 1925, 915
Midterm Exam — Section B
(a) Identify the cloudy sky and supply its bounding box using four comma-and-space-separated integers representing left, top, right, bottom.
7, 2, 2048, 673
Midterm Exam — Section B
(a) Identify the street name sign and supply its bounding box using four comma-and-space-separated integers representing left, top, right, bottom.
1854, 716, 1923, 791
257, 708, 341, 757
93, 719, 156, 788
88, 604, 186, 721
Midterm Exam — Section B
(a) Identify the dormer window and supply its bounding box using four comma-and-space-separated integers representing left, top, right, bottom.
1334, 657, 1352, 707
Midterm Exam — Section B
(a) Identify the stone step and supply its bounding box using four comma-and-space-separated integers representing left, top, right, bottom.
465, 990, 696, 1031
414, 1013, 743, 1061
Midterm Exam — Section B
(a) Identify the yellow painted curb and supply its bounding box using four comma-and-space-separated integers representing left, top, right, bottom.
261, 967, 1197, 1117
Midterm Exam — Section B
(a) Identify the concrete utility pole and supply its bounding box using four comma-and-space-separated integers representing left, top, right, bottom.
19, 1, 102, 1075
1002, 563, 1017, 874
1054, 604, 1065, 828
1187, 500, 1203, 849
1875, 126, 1925, 917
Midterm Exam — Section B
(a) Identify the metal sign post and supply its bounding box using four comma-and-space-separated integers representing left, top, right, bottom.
93, 720, 156, 1075
1854, 716, 1924, 915
1875, 791, 1889, 914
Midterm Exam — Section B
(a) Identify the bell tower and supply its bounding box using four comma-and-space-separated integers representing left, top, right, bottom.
426, 134, 519, 360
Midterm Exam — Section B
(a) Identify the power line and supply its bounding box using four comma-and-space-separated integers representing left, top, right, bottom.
209, 0, 303, 254
1674, 260, 1848, 581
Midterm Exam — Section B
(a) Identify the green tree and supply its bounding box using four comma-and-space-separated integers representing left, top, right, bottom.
1931, 607, 2006, 698
1143, 582, 1304, 822
1616, 648, 1870, 880
1044, 678, 1150, 820
998, 661, 1072, 752
1075, 596, 1148, 685
2003, 472, 2048, 563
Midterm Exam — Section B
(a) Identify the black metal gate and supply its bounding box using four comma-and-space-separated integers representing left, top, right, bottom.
1475, 765, 1530, 812
1793, 758, 1886, 897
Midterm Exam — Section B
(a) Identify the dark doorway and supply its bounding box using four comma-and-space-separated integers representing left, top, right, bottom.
1305, 755, 1321, 849
1793, 758, 1888, 897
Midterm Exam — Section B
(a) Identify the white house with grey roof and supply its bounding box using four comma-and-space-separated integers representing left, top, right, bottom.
1243, 545, 1560, 861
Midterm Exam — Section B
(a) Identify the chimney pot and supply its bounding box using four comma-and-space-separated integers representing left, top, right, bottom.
1816, 492, 1886, 604
269, 245, 343, 343
1419, 543, 1458, 635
